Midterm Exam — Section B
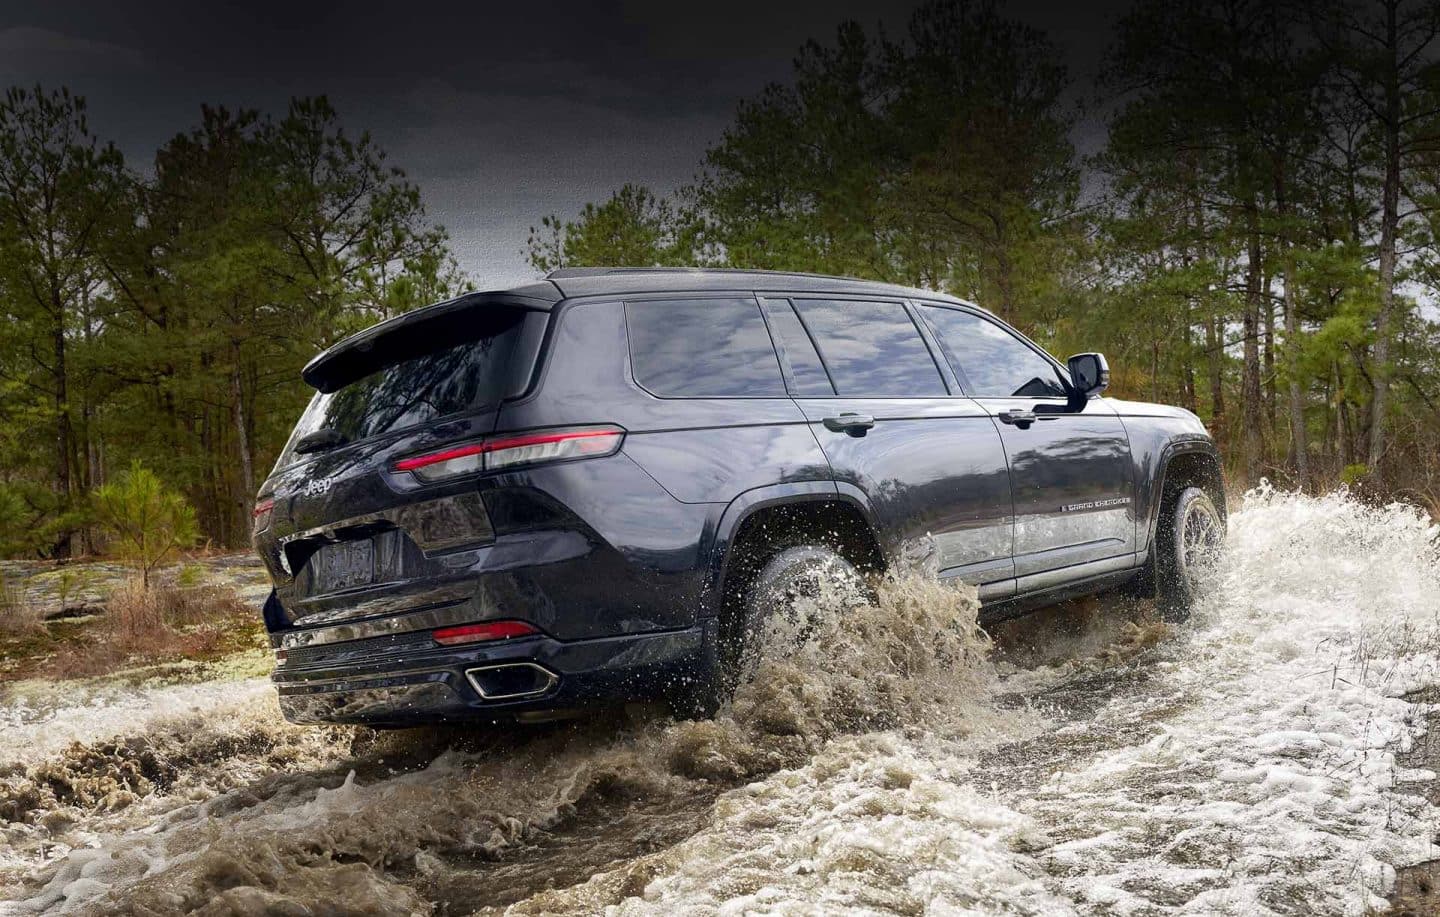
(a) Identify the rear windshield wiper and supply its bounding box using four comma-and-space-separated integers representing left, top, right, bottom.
294, 428, 348, 455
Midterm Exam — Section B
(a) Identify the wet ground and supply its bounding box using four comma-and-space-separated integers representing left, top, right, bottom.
1, 486, 1437, 915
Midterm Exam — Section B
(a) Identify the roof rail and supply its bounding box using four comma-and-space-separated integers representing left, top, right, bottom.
544, 266, 874, 284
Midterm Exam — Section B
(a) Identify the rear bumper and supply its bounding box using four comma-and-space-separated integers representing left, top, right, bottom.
272, 620, 715, 726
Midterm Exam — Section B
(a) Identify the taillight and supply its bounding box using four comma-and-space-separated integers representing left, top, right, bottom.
393, 426, 624, 482
485, 427, 625, 470
432, 620, 540, 646
393, 443, 487, 481
251, 497, 274, 534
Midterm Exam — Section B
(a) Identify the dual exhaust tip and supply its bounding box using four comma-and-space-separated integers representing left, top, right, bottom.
464, 662, 558, 701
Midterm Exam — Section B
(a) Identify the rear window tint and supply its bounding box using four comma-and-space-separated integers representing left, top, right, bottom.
279, 309, 544, 467
626, 298, 785, 397
761, 299, 834, 395
792, 299, 946, 397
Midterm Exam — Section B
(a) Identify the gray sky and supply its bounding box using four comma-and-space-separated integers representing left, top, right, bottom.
0, 0, 1121, 289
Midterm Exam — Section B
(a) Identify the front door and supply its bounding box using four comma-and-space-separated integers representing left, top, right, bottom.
916, 304, 1135, 589
762, 296, 1017, 599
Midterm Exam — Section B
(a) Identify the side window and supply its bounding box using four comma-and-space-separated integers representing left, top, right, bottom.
626, 298, 786, 397
791, 299, 946, 397
761, 298, 834, 396
919, 306, 1068, 398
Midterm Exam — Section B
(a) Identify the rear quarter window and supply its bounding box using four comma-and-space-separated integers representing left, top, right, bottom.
625, 298, 786, 397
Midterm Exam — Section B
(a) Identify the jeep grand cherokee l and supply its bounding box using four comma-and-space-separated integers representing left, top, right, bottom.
252, 268, 1226, 725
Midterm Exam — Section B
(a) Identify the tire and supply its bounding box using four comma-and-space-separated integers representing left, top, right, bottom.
1155, 485, 1225, 622
670, 543, 869, 719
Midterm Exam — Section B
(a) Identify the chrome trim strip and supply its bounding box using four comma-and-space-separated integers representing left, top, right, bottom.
275, 602, 481, 650
977, 579, 1016, 602
465, 663, 559, 700
273, 664, 445, 688
276, 491, 494, 557
1014, 553, 1139, 595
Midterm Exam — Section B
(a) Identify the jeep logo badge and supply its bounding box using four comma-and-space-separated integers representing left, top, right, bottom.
300, 475, 336, 499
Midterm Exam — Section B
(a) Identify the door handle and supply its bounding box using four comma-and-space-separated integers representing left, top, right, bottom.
822, 413, 876, 436
998, 410, 1036, 429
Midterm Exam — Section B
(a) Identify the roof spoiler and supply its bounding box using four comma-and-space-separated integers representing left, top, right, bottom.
301, 290, 554, 393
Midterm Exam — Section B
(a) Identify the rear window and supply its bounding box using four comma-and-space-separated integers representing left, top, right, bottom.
626, 298, 785, 397
279, 308, 545, 466
791, 299, 946, 397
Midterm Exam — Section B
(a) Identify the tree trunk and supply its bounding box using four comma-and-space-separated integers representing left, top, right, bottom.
1283, 278, 1307, 486
1180, 186, 1199, 414
1368, 0, 1402, 484
200, 406, 221, 546
1181, 296, 1197, 413
1335, 363, 1351, 471
51, 294, 73, 558
1152, 340, 1161, 402
1206, 312, 1226, 454
231, 345, 256, 543
1243, 202, 1266, 483
1275, 171, 1308, 486
1262, 269, 1276, 438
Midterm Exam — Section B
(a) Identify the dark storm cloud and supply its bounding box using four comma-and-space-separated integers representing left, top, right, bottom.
0, 0, 1120, 287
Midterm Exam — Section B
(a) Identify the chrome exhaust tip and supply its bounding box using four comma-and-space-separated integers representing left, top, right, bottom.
464, 662, 559, 701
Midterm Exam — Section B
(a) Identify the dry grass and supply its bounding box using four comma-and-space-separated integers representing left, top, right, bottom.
0, 576, 44, 637
44, 580, 262, 680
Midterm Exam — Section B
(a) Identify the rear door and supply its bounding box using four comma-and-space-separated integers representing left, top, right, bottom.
763, 296, 1016, 598
916, 304, 1135, 588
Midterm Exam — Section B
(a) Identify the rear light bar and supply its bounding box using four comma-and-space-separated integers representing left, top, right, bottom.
393, 425, 624, 483
433, 620, 540, 646
251, 497, 275, 534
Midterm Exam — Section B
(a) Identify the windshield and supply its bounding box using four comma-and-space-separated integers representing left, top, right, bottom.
276, 308, 544, 468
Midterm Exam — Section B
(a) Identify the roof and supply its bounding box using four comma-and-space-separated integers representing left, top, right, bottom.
303, 268, 973, 391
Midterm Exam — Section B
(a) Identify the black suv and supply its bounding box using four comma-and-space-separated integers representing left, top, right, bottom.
253, 268, 1226, 726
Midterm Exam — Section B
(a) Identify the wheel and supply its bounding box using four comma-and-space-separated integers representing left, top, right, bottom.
731, 545, 871, 678
670, 543, 869, 719
1155, 485, 1225, 621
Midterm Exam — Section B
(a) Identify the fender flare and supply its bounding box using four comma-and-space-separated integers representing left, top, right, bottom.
697, 480, 882, 618
1144, 437, 1225, 551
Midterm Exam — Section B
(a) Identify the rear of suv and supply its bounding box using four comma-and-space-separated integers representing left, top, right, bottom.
254, 268, 1226, 726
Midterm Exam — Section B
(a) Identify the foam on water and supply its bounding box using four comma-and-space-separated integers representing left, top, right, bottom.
525, 487, 1440, 915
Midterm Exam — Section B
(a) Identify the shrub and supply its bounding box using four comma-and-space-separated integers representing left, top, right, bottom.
176, 564, 205, 588
105, 579, 167, 647
92, 579, 257, 668
92, 462, 198, 589
1341, 463, 1370, 487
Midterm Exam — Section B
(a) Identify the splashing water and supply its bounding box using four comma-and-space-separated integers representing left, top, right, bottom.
540, 486, 1440, 916
2, 486, 1438, 915
0, 551, 996, 915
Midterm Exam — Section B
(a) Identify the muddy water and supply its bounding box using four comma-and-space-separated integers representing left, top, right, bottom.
1, 486, 1438, 915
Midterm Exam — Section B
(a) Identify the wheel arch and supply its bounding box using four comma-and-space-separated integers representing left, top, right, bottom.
702, 482, 886, 619
1148, 441, 1227, 547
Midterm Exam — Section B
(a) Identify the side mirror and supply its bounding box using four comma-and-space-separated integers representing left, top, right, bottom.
1067, 352, 1109, 398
